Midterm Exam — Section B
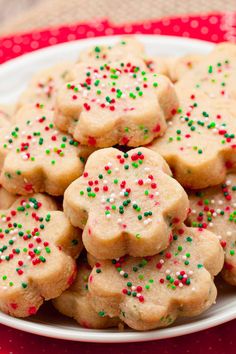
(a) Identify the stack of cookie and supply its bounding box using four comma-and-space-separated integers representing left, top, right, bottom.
0, 37, 235, 331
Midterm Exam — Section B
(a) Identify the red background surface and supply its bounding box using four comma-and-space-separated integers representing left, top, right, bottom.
0, 12, 236, 353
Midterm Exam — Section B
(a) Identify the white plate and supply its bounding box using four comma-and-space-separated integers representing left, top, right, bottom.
1, 35, 235, 343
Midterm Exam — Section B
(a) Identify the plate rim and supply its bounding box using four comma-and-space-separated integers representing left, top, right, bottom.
1, 34, 234, 343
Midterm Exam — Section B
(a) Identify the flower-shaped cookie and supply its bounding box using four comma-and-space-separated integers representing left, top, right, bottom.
0, 104, 95, 196
176, 43, 236, 100
0, 186, 17, 209
55, 57, 178, 147
64, 147, 189, 259
149, 92, 236, 189
78, 36, 168, 76
53, 254, 119, 329
167, 54, 204, 82
144, 57, 169, 76
0, 194, 83, 318
188, 174, 236, 285
0, 104, 15, 122
88, 225, 224, 330
18, 62, 73, 109
0, 115, 10, 130
78, 36, 145, 64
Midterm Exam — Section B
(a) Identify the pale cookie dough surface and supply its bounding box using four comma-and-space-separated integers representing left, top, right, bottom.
0, 116, 10, 130
64, 147, 189, 259
0, 105, 95, 196
78, 36, 169, 76
55, 57, 178, 147
53, 255, 119, 329
18, 62, 73, 110
144, 57, 169, 76
78, 36, 145, 64
0, 104, 16, 122
88, 225, 224, 331
176, 43, 236, 100
167, 54, 204, 82
149, 90, 236, 189
0, 194, 83, 318
0, 187, 17, 209
188, 174, 236, 285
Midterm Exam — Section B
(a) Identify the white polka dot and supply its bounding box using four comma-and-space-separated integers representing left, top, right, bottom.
211, 34, 218, 41
183, 31, 190, 37
30, 41, 39, 49
13, 36, 23, 44
209, 16, 218, 24
3, 40, 13, 48
12, 45, 21, 53
201, 26, 209, 34
162, 19, 170, 26
49, 37, 58, 45
143, 23, 151, 30
86, 31, 95, 37
124, 25, 133, 33
67, 33, 76, 41
191, 20, 199, 28
96, 23, 105, 32
105, 28, 114, 35
173, 25, 180, 32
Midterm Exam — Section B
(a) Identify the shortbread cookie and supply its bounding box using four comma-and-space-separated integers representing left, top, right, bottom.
78, 36, 168, 76
0, 186, 17, 209
0, 104, 16, 122
0, 194, 83, 318
64, 147, 189, 259
0, 116, 10, 130
176, 43, 236, 99
0, 104, 95, 196
144, 57, 169, 76
167, 54, 204, 82
149, 90, 236, 189
88, 225, 224, 331
18, 62, 73, 109
53, 255, 119, 329
188, 174, 236, 285
55, 58, 178, 147
78, 36, 145, 63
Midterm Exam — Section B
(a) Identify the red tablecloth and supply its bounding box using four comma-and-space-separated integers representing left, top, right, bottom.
0, 12, 236, 353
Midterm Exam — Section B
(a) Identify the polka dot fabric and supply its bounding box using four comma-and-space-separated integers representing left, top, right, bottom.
1, 10, 236, 354
0, 12, 236, 64
0, 320, 236, 354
